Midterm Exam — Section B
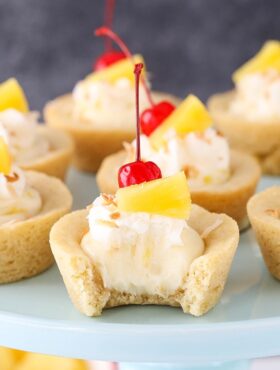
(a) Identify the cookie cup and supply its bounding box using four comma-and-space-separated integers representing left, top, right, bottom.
20, 126, 74, 181
50, 204, 239, 317
0, 171, 72, 284
247, 186, 280, 279
44, 92, 180, 173
96, 149, 261, 229
208, 91, 280, 174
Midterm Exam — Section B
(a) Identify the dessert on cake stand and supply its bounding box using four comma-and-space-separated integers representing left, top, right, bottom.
0, 169, 279, 370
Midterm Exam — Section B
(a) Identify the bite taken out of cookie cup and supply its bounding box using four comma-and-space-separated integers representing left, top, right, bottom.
43, 92, 181, 173
247, 186, 280, 280
96, 149, 261, 230
208, 91, 280, 175
20, 126, 74, 181
49, 204, 239, 317
0, 171, 72, 284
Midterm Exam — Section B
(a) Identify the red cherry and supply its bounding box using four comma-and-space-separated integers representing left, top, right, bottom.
94, 51, 126, 71
118, 63, 162, 188
140, 101, 175, 136
118, 161, 162, 188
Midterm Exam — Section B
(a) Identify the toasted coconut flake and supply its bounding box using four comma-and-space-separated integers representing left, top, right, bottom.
200, 217, 223, 239
216, 129, 224, 137
5, 172, 19, 183
195, 132, 212, 144
110, 212, 120, 220
101, 193, 116, 206
184, 165, 199, 179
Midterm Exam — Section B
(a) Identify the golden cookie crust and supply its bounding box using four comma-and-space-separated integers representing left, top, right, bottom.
44, 92, 181, 173
0, 171, 72, 284
96, 149, 261, 229
247, 186, 280, 280
50, 205, 239, 317
208, 91, 280, 175
20, 126, 74, 181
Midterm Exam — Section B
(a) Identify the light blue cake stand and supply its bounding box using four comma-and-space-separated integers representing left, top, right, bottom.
0, 170, 279, 370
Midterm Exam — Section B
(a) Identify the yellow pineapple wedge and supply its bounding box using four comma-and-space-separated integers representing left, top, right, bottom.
149, 94, 212, 150
0, 137, 12, 175
0, 78, 29, 113
116, 171, 191, 219
0, 347, 24, 370
15, 352, 88, 370
86, 54, 145, 84
233, 40, 280, 83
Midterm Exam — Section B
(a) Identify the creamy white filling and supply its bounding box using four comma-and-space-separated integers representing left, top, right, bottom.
73, 78, 150, 127
0, 109, 49, 164
0, 166, 42, 226
81, 195, 204, 297
125, 128, 230, 186
230, 69, 280, 121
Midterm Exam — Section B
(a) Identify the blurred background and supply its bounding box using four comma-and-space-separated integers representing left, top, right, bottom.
0, 0, 279, 111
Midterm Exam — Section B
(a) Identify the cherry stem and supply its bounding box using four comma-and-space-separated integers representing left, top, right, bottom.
104, 0, 115, 52
95, 26, 155, 107
96, 26, 131, 58
134, 63, 143, 162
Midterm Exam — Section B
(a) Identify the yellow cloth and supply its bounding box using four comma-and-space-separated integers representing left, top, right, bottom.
0, 347, 88, 370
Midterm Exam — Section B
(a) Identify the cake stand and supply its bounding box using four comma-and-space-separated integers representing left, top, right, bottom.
0, 169, 280, 370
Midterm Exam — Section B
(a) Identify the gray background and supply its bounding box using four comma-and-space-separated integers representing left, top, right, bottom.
0, 0, 279, 111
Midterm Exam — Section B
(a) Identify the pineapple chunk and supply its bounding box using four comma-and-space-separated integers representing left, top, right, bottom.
233, 41, 280, 83
15, 353, 88, 370
86, 54, 145, 84
0, 137, 12, 175
0, 347, 24, 370
149, 94, 212, 150
10, 348, 25, 362
0, 78, 29, 113
116, 171, 191, 219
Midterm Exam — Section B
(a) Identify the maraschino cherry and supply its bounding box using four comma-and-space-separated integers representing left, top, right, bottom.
140, 101, 175, 136
94, 50, 126, 71
94, 0, 126, 71
94, 26, 176, 136
118, 63, 162, 188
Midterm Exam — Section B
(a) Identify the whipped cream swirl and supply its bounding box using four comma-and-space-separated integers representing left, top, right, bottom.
0, 109, 49, 164
230, 69, 280, 121
81, 194, 204, 297
73, 77, 150, 126
125, 128, 230, 186
0, 166, 42, 226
